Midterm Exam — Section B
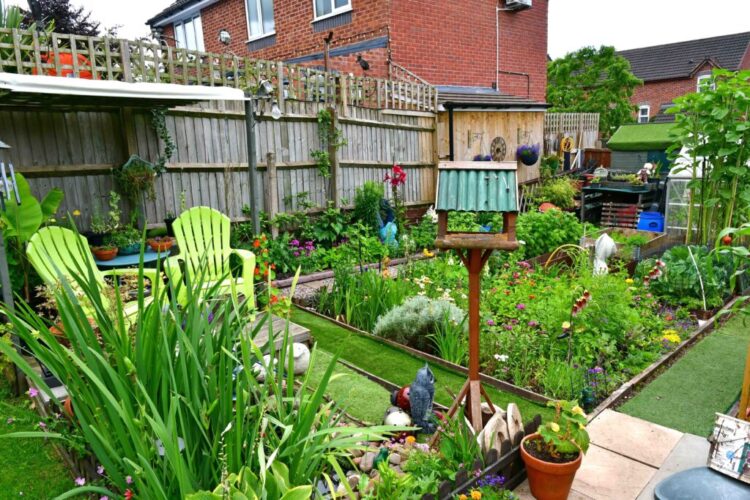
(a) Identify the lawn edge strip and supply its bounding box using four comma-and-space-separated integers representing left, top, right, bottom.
588, 294, 747, 421
294, 304, 551, 405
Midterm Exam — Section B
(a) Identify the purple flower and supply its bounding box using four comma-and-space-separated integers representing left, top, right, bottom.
290, 239, 300, 247
38, 421, 46, 429
504, 324, 514, 331
486, 319, 495, 326
293, 251, 300, 257
28, 387, 38, 398
516, 303, 526, 310
528, 320, 539, 327
74, 477, 86, 486
97, 465, 105, 476
126, 475, 133, 485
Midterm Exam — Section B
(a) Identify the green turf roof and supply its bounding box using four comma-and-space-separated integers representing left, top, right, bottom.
607, 123, 677, 151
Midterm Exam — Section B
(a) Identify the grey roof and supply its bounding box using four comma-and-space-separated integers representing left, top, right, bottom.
437, 86, 548, 109
618, 32, 750, 82
147, 0, 200, 26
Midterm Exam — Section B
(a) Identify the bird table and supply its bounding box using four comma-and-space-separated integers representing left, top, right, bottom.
433, 161, 520, 434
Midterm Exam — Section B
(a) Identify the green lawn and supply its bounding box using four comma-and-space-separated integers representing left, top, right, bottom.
620, 316, 750, 436
291, 309, 553, 422
0, 390, 72, 498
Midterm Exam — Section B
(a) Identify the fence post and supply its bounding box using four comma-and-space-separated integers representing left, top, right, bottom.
339, 74, 349, 118
266, 152, 279, 238
328, 106, 341, 208
120, 39, 132, 82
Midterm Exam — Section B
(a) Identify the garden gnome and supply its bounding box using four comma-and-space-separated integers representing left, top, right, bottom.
593, 233, 617, 275
409, 364, 436, 434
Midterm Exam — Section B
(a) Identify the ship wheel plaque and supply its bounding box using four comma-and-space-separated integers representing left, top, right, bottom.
490, 136, 507, 161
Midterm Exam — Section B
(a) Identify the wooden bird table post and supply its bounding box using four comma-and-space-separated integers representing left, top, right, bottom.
433, 161, 520, 434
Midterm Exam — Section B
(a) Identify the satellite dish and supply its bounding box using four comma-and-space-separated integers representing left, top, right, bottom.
490, 136, 507, 161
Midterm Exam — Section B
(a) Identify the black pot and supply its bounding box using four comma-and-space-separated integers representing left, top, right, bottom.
164, 217, 176, 237
84, 231, 107, 247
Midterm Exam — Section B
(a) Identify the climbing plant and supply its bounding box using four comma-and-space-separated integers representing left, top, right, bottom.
150, 108, 176, 174
311, 108, 347, 178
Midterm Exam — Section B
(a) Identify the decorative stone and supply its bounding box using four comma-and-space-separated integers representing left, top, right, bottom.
479, 411, 509, 455
369, 469, 380, 480
350, 448, 364, 458
383, 406, 412, 427
389, 453, 401, 465
347, 473, 361, 490
360, 451, 377, 473
292, 343, 310, 374
506, 403, 524, 446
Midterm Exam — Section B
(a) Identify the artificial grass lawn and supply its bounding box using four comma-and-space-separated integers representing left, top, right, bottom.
620, 316, 750, 436
291, 309, 554, 422
308, 350, 391, 424
0, 391, 71, 498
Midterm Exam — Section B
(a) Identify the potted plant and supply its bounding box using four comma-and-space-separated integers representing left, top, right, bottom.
114, 155, 157, 205
86, 191, 122, 246
517, 144, 540, 166
148, 236, 175, 253
520, 400, 590, 500
164, 191, 187, 237
91, 244, 118, 261
108, 226, 142, 255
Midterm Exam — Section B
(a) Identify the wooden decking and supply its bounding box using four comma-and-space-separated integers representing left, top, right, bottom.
248, 313, 311, 348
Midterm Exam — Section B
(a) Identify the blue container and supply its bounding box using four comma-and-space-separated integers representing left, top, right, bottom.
637, 211, 664, 232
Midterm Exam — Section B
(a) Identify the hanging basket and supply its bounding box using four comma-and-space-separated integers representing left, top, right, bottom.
517, 144, 540, 166
115, 155, 157, 203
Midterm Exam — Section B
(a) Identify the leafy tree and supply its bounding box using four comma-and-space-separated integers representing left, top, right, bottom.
547, 46, 642, 137
24, 0, 100, 36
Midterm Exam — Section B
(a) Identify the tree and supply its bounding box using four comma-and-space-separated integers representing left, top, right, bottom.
24, 0, 100, 36
547, 46, 642, 137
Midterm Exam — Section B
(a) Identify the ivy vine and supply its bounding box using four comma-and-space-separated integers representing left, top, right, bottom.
311, 108, 347, 178
150, 108, 176, 174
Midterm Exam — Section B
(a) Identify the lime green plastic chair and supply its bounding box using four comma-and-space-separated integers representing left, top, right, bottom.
27, 226, 161, 321
166, 207, 256, 306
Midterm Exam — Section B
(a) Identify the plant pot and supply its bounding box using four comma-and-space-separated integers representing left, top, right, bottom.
63, 398, 74, 419
84, 232, 107, 247
164, 217, 176, 237
520, 433, 583, 500
118, 242, 141, 255
148, 237, 175, 253
91, 247, 118, 261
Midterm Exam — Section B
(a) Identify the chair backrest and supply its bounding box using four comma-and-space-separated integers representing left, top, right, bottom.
172, 207, 232, 280
27, 226, 105, 289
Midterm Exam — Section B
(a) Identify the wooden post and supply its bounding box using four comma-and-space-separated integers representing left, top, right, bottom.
245, 93, 261, 235
339, 74, 349, 118
739, 340, 750, 421
328, 106, 341, 208
120, 39, 132, 82
277, 62, 286, 115
266, 152, 279, 238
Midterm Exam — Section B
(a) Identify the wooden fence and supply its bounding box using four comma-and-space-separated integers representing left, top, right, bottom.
543, 113, 600, 154
0, 99, 437, 229
0, 28, 437, 113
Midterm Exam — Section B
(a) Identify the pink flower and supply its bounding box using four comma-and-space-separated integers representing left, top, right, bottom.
97, 465, 105, 476
28, 387, 38, 398
486, 319, 495, 326
126, 475, 133, 485
38, 421, 46, 429
74, 477, 86, 486
6, 417, 14, 425
100, 497, 109, 500
516, 303, 526, 310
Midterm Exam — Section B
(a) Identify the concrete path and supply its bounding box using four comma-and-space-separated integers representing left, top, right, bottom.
515, 409, 710, 500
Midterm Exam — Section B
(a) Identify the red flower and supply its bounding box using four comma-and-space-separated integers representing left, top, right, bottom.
270, 295, 279, 305
385, 164, 407, 187
254, 268, 260, 275
253, 240, 261, 248
270, 264, 276, 270
125, 490, 134, 500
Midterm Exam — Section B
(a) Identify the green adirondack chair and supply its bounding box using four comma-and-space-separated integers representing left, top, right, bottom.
166, 207, 256, 306
27, 226, 161, 321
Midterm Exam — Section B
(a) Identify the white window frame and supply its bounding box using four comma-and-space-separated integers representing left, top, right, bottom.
697, 74, 715, 92
638, 105, 650, 124
245, 0, 275, 41
174, 14, 204, 52
313, 0, 352, 22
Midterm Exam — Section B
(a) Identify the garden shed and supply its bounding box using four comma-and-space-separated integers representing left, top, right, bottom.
606, 123, 677, 173
435, 86, 549, 183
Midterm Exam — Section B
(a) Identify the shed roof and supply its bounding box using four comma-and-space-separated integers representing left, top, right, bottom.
437, 86, 548, 110
607, 123, 676, 151
617, 32, 750, 82
147, 0, 218, 27
436, 163, 518, 212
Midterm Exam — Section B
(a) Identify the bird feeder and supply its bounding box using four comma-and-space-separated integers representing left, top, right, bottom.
434, 160, 520, 433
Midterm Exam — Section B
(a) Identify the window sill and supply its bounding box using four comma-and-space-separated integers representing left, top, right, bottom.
246, 31, 276, 43
311, 9, 353, 32
312, 6, 353, 23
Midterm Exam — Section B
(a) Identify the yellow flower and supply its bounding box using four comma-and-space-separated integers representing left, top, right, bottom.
549, 422, 560, 432
662, 333, 681, 344
459, 495, 468, 500
625, 278, 634, 284
423, 248, 435, 258
579, 422, 585, 429
471, 491, 482, 500
572, 405, 585, 417
405, 435, 416, 445
562, 321, 571, 330
72, 209, 81, 217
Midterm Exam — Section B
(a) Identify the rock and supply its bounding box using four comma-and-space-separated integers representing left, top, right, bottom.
350, 448, 364, 458
369, 469, 380, 480
506, 403, 524, 446
335, 483, 348, 496
392, 466, 404, 476
292, 343, 310, 375
360, 451, 377, 473
353, 456, 362, 466
389, 453, 401, 465
347, 473, 361, 490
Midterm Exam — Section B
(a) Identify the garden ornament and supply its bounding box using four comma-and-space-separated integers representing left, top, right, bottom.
372, 447, 389, 469
638, 162, 654, 183
593, 233, 617, 275
391, 385, 411, 412
292, 343, 310, 375
375, 198, 398, 248
383, 406, 412, 427
409, 364, 436, 434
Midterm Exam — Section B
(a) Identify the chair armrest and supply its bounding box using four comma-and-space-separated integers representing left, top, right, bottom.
231, 248, 256, 307
101, 267, 160, 285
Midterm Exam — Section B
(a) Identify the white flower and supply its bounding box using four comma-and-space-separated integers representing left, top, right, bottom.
494, 354, 509, 362
425, 205, 438, 223
518, 240, 526, 246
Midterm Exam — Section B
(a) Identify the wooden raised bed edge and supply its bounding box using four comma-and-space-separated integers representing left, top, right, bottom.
295, 305, 551, 406
587, 294, 747, 422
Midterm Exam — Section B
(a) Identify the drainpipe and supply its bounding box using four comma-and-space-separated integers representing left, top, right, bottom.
496, 5, 500, 90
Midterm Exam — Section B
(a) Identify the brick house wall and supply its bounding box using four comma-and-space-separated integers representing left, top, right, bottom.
631, 61, 714, 119
153, 0, 548, 101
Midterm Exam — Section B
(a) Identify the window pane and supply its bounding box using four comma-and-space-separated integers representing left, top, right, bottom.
174, 22, 186, 48
193, 15, 204, 51
316, 0, 331, 17
247, 0, 261, 36
261, 0, 274, 32
334, 0, 349, 8
184, 18, 198, 50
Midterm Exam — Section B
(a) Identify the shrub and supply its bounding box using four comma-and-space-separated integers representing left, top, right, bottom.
352, 181, 385, 233
516, 209, 584, 258
532, 177, 578, 210
373, 296, 464, 353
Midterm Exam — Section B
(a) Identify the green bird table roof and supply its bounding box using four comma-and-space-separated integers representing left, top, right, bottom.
434, 161, 519, 251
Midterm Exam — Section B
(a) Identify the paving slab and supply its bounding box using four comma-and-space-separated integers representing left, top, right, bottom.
514, 480, 595, 499
636, 433, 711, 500
588, 409, 683, 467
572, 444, 657, 499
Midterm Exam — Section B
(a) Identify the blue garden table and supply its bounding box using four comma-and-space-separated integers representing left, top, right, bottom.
94, 249, 171, 269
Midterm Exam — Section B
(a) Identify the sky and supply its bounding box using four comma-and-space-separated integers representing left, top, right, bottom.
4, 0, 750, 56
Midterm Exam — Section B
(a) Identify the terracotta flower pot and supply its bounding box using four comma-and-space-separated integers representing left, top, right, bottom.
147, 237, 174, 253
520, 433, 582, 500
63, 398, 74, 419
92, 246, 118, 261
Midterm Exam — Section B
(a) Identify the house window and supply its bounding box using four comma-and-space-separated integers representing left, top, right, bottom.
314, 0, 351, 20
246, 0, 275, 39
697, 74, 714, 92
638, 105, 650, 124
174, 15, 204, 51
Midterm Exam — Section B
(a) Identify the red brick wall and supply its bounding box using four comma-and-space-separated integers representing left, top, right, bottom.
389, 0, 548, 101
631, 62, 715, 118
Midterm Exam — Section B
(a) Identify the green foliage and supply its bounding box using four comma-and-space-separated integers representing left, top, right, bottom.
531, 177, 578, 210
429, 311, 468, 365
186, 464, 313, 500
150, 109, 175, 174
547, 46, 642, 136
410, 213, 437, 250
539, 155, 560, 179
516, 210, 584, 258
311, 109, 347, 178
1, 5, 54, 71
114, 155, 156, 205
438, 416, 483, 471
352, 181, 385, 233
535, 400, 589, 457
105, 225, 141, 249
668, 69, 750, 244
373, 296, 464, 353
